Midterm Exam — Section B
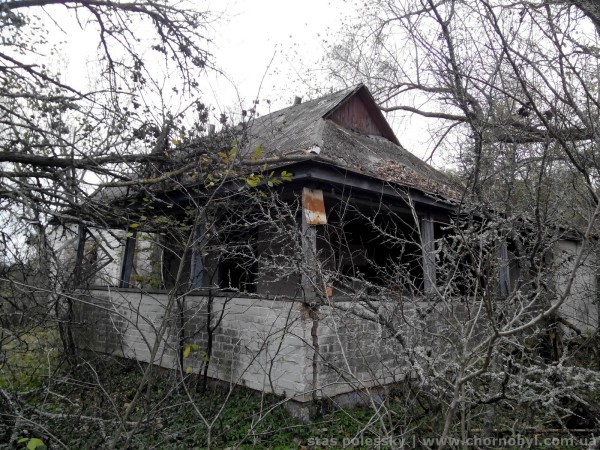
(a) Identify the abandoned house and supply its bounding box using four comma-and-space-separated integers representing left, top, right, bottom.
61, 84, 598, 414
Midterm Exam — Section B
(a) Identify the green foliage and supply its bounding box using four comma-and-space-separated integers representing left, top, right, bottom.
182, 343, 203, 374
243, 170, 293, 189
3, 352, 598, 448
251, 145, 264, 162
0, 328, 60, 391
245, 173, 262, 188
131, 273, 162, 289
17, 437, 46, 450
0, 359, 394, 449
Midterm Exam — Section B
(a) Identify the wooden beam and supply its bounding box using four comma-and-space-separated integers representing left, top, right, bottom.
421, 214, 436, 292
301, 188, 324, 300
161, 161, 457, 214
498, 240, 510, 297
74, 224, 87, 287
119, 231, 137, 288
190, 223, 205, 289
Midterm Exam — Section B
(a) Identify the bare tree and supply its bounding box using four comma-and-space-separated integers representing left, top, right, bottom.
317, 0, 600, 447
4, 1, 600, 444
0, 0, 215, 223
0, 2, 228, 447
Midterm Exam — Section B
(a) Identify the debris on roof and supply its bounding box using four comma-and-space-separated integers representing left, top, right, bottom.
99, 83, 464, 204
242, 83, 463, 199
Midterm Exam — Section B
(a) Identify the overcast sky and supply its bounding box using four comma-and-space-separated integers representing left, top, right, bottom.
46, 0, 431, 161
48, 0, 346, 119
204, 0, 431, 160
205, 0, 348, 112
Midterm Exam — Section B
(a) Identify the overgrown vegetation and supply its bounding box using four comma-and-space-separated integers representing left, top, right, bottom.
0, 349, 380, 449
1, 338, 599, 449
2, 1, 600, 449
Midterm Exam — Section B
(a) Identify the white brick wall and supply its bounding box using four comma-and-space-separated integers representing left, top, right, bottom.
75, 290, 416, 402
75, 267, 599, 404
75, 290, 315, 400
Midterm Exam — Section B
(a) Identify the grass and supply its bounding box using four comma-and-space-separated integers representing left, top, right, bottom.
0, 327, 60, 392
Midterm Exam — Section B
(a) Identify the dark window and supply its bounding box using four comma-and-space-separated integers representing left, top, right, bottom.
217, 226, 258, 293
219, 256, 257, 293
162, 243, 191, 289
321, 203, 424, 295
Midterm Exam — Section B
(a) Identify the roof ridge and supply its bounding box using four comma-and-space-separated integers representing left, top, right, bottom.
240, 84, 461, 199
251, 83, 364, 121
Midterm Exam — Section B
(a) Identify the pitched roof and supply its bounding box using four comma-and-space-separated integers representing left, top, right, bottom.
242, 83, 462, 199
99, 84, 463, 208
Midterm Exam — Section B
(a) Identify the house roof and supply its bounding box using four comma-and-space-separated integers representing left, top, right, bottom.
241, 83, 462, 200
97, 84, 463, 210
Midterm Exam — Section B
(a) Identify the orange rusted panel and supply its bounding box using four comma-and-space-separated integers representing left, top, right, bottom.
303, 187, 327, 225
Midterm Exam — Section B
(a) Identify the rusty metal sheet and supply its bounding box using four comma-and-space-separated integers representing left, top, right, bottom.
303, 187, 327, 225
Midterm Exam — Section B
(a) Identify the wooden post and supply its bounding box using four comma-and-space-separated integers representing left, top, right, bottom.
498, 240, 510, 297
190, 223, 205, 289
74, 224, 87, 287
421, 214, 436, 292
119, 231, 137, 288
302, 201, 318, 300
301, 188, 326, 300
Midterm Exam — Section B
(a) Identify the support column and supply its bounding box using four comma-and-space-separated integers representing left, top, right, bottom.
74, 224, 87, 287
301, 187, 327, 403
421, 214, 436, 293
190, 223, 206, 289
301, 187, 326, 301
498, 240, 510, 297
119, 231, 137, 288
302, 198, 318, 300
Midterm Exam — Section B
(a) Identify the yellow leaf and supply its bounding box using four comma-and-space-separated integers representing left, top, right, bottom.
183, 345, 191, 358
251, 145, 264, 162
186, 366, 192, 374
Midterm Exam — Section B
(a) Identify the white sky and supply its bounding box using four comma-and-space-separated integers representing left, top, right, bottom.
48, 1, 347, 117
204, 0, 431, 159
39, 0, 432, 161
204, 0, 348, 112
